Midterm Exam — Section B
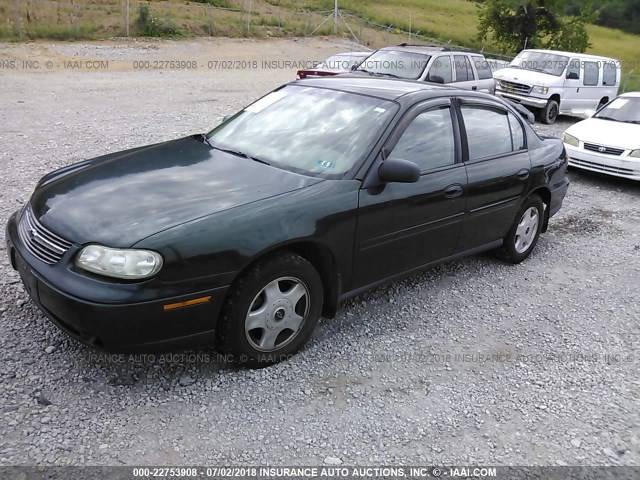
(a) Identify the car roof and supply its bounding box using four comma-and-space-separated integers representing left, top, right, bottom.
519, 49, 618, 62
331, 51, 371, 57
620, 91, 640, 98
377, 44, 483, 56
293, 75, 472, 101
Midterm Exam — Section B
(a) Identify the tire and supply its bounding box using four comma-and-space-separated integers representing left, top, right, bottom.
499, 196, 545, 264
216, 252, 323, 368
539, 99, 559, 125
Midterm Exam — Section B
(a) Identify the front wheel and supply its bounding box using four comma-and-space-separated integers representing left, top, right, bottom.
499, 196, 544, 264
538, 99, 559, 125
216, 252, 323, 368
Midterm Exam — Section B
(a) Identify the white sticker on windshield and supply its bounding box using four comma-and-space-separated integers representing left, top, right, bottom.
607, 98, 628, 109
245, 90, 289, 113
374, 107, 386, 113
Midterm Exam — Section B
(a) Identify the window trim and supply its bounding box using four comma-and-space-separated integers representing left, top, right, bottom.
381, 98, 462, 175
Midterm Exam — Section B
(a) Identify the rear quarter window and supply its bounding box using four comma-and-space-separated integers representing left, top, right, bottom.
472, 57, 493, 80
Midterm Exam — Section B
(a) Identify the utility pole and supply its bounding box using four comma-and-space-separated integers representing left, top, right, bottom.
333, 0, 338, 34
125, 0, 129, 37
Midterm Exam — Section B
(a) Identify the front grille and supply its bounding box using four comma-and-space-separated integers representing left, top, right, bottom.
570, 158, 637, 176
17, 206, 72, 264
498, 80, 532, 95
583, 143, 625, 156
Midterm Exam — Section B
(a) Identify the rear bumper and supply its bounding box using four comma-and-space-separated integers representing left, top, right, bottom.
6, 213, 229, 352
565, 144, 640, 181
549, 176, 570, 218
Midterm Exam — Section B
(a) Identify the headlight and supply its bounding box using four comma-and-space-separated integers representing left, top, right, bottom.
532, 85, 549, 95
562, 132, 579, 147
75, 245, 163, 279
630, 150, 640, 158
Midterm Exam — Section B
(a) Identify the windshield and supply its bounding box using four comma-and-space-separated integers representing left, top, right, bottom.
510, 51, 569, 76
317, 54, 367, 71
594, 97, 640, 123
206, 85, 398, 177
357, 50, 430, 80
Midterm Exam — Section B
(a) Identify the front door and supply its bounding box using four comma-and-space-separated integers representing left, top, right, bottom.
352, 100, 467, 289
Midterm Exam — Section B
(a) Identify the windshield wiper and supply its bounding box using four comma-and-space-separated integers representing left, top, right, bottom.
211, 145, 270, 166
373, 72, 401, 79
595, 115, 618, 122
622, 120, 640, 124
200, 133, 214, 148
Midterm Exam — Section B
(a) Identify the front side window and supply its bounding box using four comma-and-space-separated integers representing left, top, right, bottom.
427, 55, 452, 83
207, 85, 398, 176
461, 106, 513, 161
583, 61, 600, 86
389, 107, 455, 171
566, 58, 580, 79
454, 55, 474, 82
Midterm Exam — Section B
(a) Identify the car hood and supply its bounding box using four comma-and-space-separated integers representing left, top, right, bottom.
493, 67, 559, 86
566, 118, 640, 150
30, 136, 322, 247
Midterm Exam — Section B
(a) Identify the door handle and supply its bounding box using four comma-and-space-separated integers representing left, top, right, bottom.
516, 168, 530, 180
444, 184, 463, 198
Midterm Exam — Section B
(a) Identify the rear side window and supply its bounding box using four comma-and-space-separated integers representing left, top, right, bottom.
461, 106, 512, 161
583, 61, 600, 86
603, 62, 617, 86
454, 55, 475, 82
508, 113, 525, 150
428, 55, 453, 83
389, 106, 455, 171
473, 57, 493, 80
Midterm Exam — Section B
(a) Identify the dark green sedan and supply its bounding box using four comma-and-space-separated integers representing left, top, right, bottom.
6, 77, 569, 367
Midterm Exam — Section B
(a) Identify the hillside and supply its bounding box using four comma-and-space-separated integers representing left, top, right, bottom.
1, 0, 639, 89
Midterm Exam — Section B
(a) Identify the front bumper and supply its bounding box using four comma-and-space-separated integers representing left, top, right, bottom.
564, 144, 640, 181
6, 212, 229, 352
495, 90, 548, 108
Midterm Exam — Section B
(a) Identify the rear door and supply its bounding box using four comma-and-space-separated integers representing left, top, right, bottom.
352, 99, 467, 289
470, 55, 495, 94
452, 54, 479, 91
456, 99, 532, 250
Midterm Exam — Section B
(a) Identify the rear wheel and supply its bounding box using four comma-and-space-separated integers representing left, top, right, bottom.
499, 196, 545, 264
538, 99, 559, 125
216, 252, 323, 368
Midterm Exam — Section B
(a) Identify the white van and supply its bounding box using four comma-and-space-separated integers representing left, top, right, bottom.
493, 49, 621, 124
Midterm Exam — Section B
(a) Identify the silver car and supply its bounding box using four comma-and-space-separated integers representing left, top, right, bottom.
352, 44, 497, 94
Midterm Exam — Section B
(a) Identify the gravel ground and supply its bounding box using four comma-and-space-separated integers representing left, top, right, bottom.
0, 39, 638, 468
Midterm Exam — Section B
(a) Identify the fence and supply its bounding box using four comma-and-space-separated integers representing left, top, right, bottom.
0, 0, 514, 61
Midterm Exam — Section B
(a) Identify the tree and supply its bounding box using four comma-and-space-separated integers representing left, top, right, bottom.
473, 0, 596, 53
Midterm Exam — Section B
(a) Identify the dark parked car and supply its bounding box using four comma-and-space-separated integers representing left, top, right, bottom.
6, 77, 569, 367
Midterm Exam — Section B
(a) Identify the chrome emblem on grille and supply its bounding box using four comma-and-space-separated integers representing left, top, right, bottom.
598, 146, 607, 153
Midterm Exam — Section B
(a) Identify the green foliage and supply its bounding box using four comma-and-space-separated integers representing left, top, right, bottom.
474, 0, 595, 53
136, 3, 182, 37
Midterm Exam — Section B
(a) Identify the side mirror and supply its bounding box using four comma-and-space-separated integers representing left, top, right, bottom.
566, 72, 579, 80
427, 74, 445, 84
378, 158, 420, 183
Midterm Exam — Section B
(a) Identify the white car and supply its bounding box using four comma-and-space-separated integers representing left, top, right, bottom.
562, 92, 640, 181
